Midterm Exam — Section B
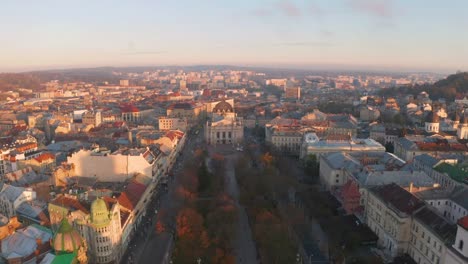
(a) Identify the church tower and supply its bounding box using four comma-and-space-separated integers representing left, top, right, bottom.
425, 107, 440, 133
457, 111, 468, 139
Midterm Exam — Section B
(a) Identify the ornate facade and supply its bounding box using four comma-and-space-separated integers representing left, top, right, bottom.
204, 100, 243, 144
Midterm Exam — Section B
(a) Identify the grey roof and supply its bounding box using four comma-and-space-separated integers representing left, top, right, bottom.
322, 152, 405, 171
450, 187, 468, 210
16, 201, 46, 219
414, 207, 456, 244
0, 185, 25, 202
414, 154, 439, 167
1, 225, 52, 259
397, 137, 418, 150
322, 152, 361, 170
355, 171, 435, 188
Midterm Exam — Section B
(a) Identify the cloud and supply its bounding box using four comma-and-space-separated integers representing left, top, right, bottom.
276, 1, 301, 17
348, 0, 395, 18
277, 41, 334, 47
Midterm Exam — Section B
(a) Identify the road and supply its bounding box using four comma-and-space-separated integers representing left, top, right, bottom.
210, 144, 258, 264
121, 130, 203, 264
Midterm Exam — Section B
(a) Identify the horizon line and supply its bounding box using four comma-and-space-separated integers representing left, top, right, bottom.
0, 63, 458, 75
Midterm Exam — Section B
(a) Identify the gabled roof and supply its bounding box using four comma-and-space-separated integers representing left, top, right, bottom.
34, 152, 55, 163
369, 183, 425, 216
117, 181, 147, 211
414, 207, 456, 244
51, 195, 89, 214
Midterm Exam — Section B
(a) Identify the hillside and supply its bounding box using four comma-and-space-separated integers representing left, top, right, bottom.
380, 72, 468, 101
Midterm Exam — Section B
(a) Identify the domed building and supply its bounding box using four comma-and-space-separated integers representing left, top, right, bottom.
205, 100, 244, 144
212, 100, 234, 114
53, 218, 84, 254
48, 197, 123, 264
86, 197, 122, 264
45, 218, 88, 264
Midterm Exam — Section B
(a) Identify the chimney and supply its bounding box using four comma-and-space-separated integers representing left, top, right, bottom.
409, 182, 414, 193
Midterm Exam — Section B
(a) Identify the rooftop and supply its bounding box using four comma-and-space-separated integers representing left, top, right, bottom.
434, 162, 468, 184
369, 183, 425, 216
414, 207, 456, 244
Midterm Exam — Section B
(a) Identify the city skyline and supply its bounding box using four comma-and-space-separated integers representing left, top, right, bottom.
2, 0, 468, 73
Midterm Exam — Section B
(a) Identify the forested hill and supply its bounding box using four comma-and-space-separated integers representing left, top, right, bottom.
0, 69, 119, 91
380, 72, 468, 101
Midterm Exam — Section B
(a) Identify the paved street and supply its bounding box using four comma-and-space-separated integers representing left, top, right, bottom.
121, 130, 203, 264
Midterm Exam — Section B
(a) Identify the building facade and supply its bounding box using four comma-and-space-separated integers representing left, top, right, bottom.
205, 100, 243, 144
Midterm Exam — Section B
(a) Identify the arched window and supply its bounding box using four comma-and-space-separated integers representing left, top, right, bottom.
459, 240, 464, 251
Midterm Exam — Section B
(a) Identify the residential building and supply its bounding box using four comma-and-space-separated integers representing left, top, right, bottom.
445, 216, 468, 264
158, 117, 188, 131
408, 207, 456, 264
67, 147, 156, 182
366, 184, 425, 258
284, 87, 301, 100
82, 110, 102, 127
301, 132, 385, 159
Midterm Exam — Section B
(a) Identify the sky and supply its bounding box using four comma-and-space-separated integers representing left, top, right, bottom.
1, 0, 468, 73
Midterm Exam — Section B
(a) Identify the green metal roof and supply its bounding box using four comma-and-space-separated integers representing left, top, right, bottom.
434, 163, 468, 183
51, 253, 76, 264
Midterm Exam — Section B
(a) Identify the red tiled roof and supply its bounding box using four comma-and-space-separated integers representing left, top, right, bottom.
416, 142, 468, 151
165, 130, 184, 141
34, 152, 55, 163
117, 181, 147, 211
52, 196, 89, 214
341, 180, 360, 200
120, 104, 139, 113
458, 216, 468, 230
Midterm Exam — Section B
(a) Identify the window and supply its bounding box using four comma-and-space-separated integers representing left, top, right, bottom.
459, 240, 464, 251
422, 232, 425, 238
427, 236, 431, 243
336, 179, 339, 183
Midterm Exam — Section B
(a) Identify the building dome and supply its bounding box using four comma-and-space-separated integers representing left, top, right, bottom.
91, 198, 110, 227
53, 218, 83, 253
213, 101, 233, 113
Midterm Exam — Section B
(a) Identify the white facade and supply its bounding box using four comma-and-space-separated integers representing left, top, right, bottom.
445, 218, 468, 264
425, 121, 440, 133
457, 123, 468, 140
301, 132, 385, 159
67, 148, 155, 182
158, 117, 188, 131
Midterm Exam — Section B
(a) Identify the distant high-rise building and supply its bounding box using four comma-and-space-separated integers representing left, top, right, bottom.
179, 80, 187, 91
120, 80, 129, 86
284, 87, 301, 100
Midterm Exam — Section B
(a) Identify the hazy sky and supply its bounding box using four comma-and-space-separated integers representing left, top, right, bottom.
1, 0, 468, 73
